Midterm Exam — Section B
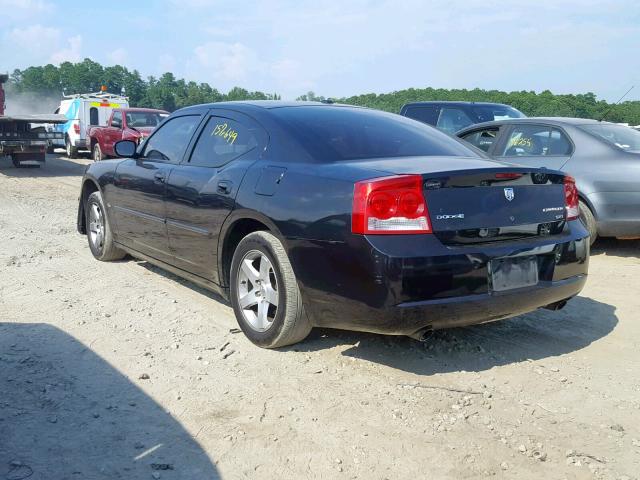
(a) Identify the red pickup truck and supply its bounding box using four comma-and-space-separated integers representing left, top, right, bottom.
87, 107, 169, 161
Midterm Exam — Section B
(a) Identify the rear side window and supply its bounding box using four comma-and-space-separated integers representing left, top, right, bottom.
89, 107, 99, 126
271, 106, 477, 161
436, 107, 474, 133
500, 125, 572, 156
461, 128, 499, 152
189, 117, 259, 167
403, 105, 440, 126
142, 115, 199, 163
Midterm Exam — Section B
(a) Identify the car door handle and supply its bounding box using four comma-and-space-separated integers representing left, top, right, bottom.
217, 181, 232, 194
154, 172, 166, 184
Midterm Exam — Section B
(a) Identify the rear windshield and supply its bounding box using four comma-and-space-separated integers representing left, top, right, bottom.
125, 111, 168, 128
271, 106, 478, 161
472, 105, 525, 123
579, 123, 640, 152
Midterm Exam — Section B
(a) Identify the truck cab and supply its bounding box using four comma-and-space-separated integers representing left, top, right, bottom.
87, 108, 169, 161
49, 91, 129, 158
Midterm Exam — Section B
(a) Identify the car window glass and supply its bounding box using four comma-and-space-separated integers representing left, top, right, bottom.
500, 125, 571, 156
403, 106, 440, 126
580, 124, 640, 152
111, 111, 122, 128
436, 108, 474, 133
142, 115, 199, 163
89, 107, 99, 126
472, 105, 525, 122
271, 106, 477, 161
461, 128, 499, 152
189, 117, 259, 167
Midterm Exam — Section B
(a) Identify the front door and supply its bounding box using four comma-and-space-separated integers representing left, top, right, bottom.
108, 114, 201, 261
165, 110, 267, 282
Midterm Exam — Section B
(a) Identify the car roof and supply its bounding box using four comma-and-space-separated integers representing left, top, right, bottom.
120, 107, 169, 113
402, 101, 513, 107
173, 100, 366, 116
458, 116, 615, 131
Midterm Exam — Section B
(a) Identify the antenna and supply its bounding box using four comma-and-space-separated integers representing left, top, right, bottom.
599, 86, 634, 122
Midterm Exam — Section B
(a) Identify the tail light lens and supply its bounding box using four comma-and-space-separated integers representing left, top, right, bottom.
352, 175, 432, 234
73, 123, 80, 134
564, 176, 579, 221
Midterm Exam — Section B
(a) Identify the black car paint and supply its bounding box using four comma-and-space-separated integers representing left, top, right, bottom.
78, 102, 589, 337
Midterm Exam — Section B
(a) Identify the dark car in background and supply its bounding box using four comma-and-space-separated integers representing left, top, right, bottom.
457, 118, 640, 243
400, 101, 525, 134
77, 102, 588, 348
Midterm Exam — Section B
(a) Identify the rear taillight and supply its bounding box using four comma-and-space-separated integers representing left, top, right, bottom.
564, 176, 579, 221
352, 175, 432, 234
73, 123, 80, 134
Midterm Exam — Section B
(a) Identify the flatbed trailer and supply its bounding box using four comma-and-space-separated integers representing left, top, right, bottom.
0, 74, 66, 167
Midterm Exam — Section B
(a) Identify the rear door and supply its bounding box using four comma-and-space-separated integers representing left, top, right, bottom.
165, 109, 267, 282
109, 114, 201, 261
494, 123, 573, 170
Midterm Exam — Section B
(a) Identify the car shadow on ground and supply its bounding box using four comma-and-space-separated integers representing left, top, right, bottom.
294, 296, 617, 376
0, 323, 220, 480
591, 237, 640, 258
0, 153, 89, 177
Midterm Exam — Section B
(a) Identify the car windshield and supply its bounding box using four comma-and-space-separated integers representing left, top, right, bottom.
125, 112, 167, 128
579, 123, 640, 152
271, 106, 478, 161
472, 105, 525, 123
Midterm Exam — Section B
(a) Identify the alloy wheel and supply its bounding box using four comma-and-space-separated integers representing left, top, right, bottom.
236, 250, 279, 332
88, 203, 105, 251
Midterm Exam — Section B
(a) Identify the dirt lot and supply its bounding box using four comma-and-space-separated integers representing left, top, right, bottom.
1, 153, 639, 480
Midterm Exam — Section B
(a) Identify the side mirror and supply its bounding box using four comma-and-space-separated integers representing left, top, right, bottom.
114, 140, 138, 158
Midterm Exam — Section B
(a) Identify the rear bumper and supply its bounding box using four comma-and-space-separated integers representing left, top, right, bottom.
289, 221, 589, 336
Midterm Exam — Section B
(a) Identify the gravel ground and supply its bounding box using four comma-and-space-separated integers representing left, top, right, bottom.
1, 153, 639, 480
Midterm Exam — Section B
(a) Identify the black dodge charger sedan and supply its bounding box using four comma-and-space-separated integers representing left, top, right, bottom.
77, 102, 589, 348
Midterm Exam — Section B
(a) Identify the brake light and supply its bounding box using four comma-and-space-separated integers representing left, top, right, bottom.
495, 172, 523, 179
73, 123, 80, 134
564, 176, 579, 221
352, 175, 432, 234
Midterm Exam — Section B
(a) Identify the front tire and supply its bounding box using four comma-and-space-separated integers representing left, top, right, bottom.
579, 200, 597, 245
93, 143, 103, 162
86, 191, 126, 261
230, 231, 311, 348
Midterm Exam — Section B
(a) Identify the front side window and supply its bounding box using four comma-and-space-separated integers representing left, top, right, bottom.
579, 123, 640, 152
461, 128, 499, 152
111, 111, 123, 129
472, 105, 525, 123
436, 108, 474, 133
189, 117, 259, 168
142, 115, 199, 163
500, 125, 572, 156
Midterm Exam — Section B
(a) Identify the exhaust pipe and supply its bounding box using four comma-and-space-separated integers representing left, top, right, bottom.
543, 300, 568, 311
409, 326, 434, 342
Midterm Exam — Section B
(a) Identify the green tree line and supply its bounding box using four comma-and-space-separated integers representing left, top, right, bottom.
8, 58, 280, 112
8, 59, 640, 124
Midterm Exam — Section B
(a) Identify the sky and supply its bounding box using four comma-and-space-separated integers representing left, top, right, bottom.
1, 0, 639, 101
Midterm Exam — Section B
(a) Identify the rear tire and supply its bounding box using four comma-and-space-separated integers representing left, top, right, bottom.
86, 191, 126, 261
230, 231, 311, 348
66, 137, 78, 159
579, 200, 597, 245
93, 143, 103, 162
